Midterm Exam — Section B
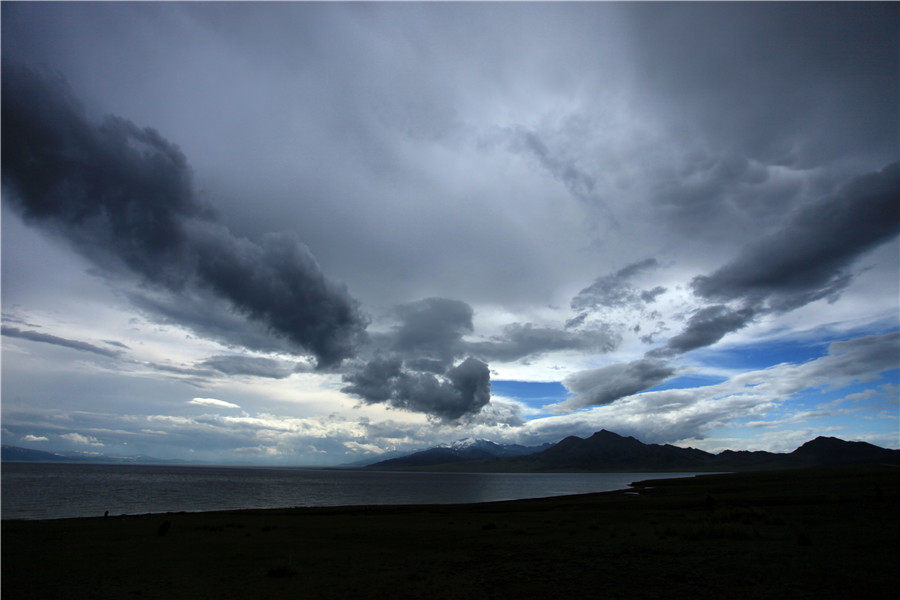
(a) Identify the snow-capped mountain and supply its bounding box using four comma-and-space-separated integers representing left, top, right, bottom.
366, 439, 551, 469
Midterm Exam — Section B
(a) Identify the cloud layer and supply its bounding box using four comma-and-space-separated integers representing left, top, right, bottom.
2, 65, 367, 367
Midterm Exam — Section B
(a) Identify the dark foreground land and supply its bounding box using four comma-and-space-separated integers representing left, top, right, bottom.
3, 466, 898, 599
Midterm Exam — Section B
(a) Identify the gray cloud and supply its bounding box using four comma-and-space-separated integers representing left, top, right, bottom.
1, 65, 366, 367
571, 258, 659, 312
511, 128, 597, 202
648, 161, 900, 358
1, 325, 121, 358
692, 162, 900, 312
465, 322, 619, 363
341, 355, 491, 421
661, 305, 757, 356
102, 340, 130, 350
554, 358, 676, 411
564, 313, 588, 330
197, 355, 310, 379
391, 298, 473, 366
377, 297, 621, 367
626, 3, 899, 167
640, 286, 666, 304
146, 362, 217, 380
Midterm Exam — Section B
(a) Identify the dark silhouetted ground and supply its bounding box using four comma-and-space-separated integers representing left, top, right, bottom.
3, 465, 898, 599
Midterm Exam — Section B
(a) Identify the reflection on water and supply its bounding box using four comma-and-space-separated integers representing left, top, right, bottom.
2, 462, 698, 520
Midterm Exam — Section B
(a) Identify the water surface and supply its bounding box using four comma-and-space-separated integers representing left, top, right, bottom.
2, 462, 699, 520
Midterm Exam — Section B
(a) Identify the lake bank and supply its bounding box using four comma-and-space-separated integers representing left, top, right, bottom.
3, 465, 898, 599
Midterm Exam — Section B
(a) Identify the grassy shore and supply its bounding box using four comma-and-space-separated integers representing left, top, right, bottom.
3, 465, 898, 599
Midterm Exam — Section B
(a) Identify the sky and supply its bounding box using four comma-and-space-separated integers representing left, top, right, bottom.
2, 2, 898, 465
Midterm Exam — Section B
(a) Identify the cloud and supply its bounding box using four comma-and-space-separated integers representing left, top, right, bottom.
343, 441, 385, 455
465, 322, 619, 363
553, 358, 676, 412
390, 297, 473, 366
511, 127, 597, 203
531, 331, 900, 445
189, 397, 241, 409
102, 340, 130, 349
640, 286, 666, 304
1, 65, 367, 367
23, 434, 48, 442
626, 3, 899, 167
1, 325, 121, 358
377, 297, 621, 367
342, 355, 491, 421
197, 355, 310, 379
649, 162, 900, 357
661, 305, 757, 355
571, 258, 659, 311
61, 432, 102, 446
4, 331, 893, 461
692, 162, 900, 312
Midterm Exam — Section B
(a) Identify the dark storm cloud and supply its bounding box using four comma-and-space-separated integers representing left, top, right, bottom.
402, 358, 447, 374
555, 358, 675, 411
197, 355, 310, 379
692, 162, 900, 312
127, 291, 300, 357
341, 355, 490, 421
381, 297, 621, 367
391, 298, 473, 366
659, 305, 757, 356
1, 325, 121, 358
571, 258, 659, 311
646, 162, 900, 358
1, 65, 366, 367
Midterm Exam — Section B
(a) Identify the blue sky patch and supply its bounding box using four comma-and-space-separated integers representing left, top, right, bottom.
491, 380, 570, 408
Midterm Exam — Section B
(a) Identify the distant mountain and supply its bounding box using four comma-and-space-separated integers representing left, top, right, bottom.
367, 438, 551, 469
1, 445, 187, 464
368, 430, 900, 472
508, 430, 714, 472
1, 446, 70, 462
788, 436, 900, 467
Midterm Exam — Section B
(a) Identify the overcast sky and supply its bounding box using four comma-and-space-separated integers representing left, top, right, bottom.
2, 2, 898, 465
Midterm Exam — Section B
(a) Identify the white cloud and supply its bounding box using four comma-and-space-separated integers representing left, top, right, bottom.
189, 397, 241, 409
61, 432, 103, 446
23, 434, 48, 442
343, 441, 385, 455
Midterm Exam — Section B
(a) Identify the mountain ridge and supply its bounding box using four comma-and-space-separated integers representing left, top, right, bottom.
1, 445, 188, 465
366, 439, 552, 468
367, 430, 900, 472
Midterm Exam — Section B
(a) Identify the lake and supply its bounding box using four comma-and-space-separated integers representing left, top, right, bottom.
1, 462, 700, 520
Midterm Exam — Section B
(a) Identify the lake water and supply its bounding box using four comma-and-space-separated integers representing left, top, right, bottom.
1, 462, 699, 520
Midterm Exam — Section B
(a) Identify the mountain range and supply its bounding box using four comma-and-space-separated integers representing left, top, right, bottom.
1, 445, 186, 464
367, 429, 900, 472
366, 438, 552, 468
5, 430, 897, 471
